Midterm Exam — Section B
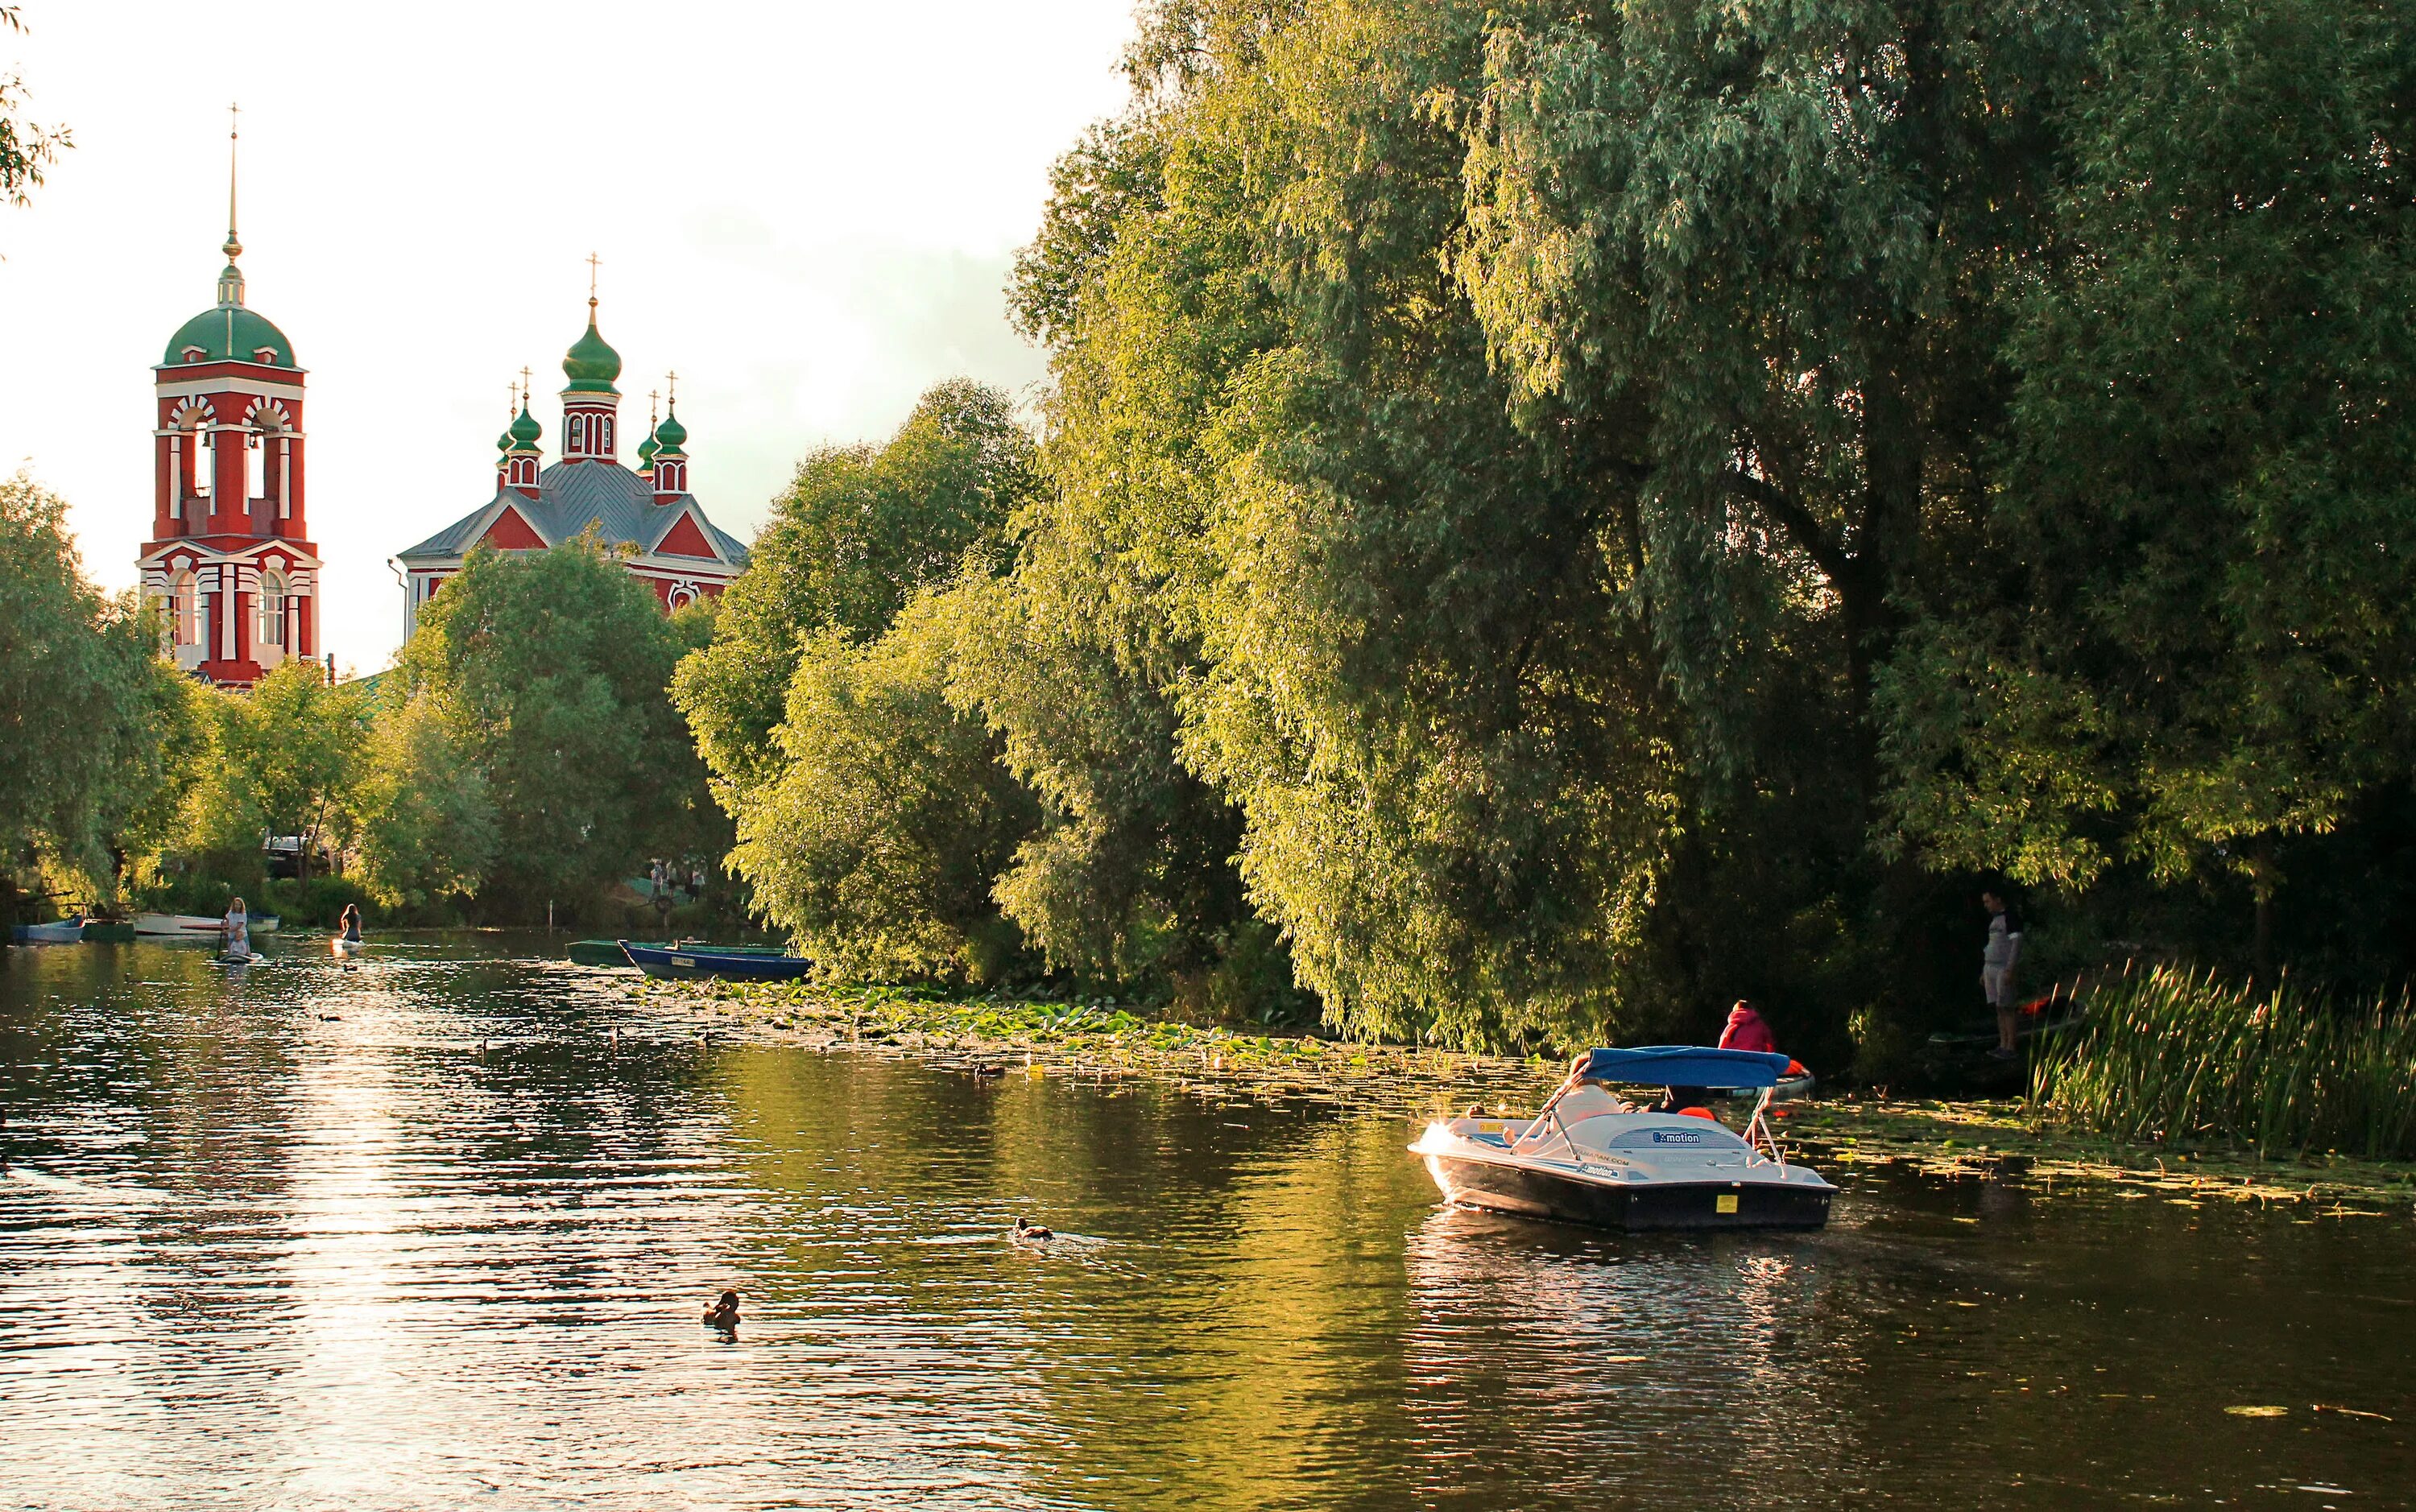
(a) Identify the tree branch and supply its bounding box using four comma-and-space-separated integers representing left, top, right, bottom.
1723, 470, 1851, 586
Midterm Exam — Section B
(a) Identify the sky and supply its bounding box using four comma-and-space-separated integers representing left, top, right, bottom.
0, 0, 1137, 673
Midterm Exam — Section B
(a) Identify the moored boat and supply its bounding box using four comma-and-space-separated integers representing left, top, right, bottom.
10, 917, 86, 944
619, 941, 813, 981
569, 938, 791, 968
1410, 1046, 1835, 1231
134, 912, 282, 939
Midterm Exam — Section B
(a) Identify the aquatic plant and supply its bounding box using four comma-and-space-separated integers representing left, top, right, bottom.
2033, 966, 2416, 1160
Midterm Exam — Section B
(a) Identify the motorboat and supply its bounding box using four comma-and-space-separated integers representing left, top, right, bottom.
618, 941, 813, 981
133, 912, 282, 939
1410, 1046, 1835, 1230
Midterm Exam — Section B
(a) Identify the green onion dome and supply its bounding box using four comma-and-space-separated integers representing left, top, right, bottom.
652, 404, 689, 454
636, 432, 660, 465
562, 307, 622, 395
496, 427, 515, 455
508, 403, 542, 449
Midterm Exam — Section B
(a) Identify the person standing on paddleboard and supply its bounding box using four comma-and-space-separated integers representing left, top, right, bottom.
222, 898, 250, 959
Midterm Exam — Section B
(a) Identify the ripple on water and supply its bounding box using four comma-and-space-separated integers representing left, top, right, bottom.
3, 936, 2414, 1510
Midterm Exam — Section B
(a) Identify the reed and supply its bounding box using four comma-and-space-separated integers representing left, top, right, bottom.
2033, 965, 2416, 1160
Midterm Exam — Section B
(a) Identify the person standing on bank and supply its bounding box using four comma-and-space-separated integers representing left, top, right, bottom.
1982, 890, 2025, 1060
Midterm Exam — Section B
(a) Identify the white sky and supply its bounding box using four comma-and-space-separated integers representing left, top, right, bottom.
0, 0, 1135, 673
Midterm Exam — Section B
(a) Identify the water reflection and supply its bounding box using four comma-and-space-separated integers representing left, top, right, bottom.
2, 937, 2411, 1509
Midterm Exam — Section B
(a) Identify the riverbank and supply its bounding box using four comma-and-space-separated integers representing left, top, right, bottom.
638, 977, 2416, 1212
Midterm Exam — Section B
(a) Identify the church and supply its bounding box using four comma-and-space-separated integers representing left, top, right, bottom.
136, 155, 321, 689
395, 293, 750, 635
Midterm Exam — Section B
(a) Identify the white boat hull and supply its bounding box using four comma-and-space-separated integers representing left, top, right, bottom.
134, 913, 281, 938
1411, 1113, 1835, 1230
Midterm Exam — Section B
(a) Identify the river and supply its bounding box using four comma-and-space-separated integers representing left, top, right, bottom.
1, 935, 2408, 1509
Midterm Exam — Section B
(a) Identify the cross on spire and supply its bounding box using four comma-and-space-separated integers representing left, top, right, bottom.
665, 370, 679, 407
585, 251, 601, 313
519, 366, 533, 406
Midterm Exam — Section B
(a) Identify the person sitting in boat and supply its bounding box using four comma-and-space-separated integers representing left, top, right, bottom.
1718, 999, 1777, 1055
1520, 1056, 1637, 1146
338, 905, 363, 946
221, 899, 250, 957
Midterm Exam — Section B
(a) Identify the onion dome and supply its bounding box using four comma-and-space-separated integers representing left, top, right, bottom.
636, 431, 660, 466
562, 303, 622, 395
496, 426, 515, 456
652, 403, 689, 455
162, 290, 296, 368
508, 403, 542, 449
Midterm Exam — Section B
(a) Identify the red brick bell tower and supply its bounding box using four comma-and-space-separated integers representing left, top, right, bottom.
136, 111, 321, 688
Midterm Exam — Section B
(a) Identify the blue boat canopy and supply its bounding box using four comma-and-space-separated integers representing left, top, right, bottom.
1578, 1045, 1793, 1088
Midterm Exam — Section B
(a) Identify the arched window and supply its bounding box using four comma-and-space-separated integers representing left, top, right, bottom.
188, 423, 213, 501
569, 415, 587, 454
245, 431, 267, 506
257, 570, 286, 647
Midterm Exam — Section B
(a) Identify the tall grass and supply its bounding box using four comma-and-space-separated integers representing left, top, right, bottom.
2033, 965, 2416, 1161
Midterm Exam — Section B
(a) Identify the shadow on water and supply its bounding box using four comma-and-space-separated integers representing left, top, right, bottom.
1, 936, 2410, 1509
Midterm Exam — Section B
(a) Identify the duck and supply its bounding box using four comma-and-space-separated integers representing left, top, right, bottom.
703, 1289, 740, 1328
1009, 1216, 1055, 1243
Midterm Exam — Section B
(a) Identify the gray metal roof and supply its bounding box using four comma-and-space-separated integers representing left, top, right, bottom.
398, 461, 751, 565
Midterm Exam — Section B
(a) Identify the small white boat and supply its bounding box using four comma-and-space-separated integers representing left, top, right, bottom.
10, 917, 86, 944
1410, 1046, 1835, 1230
134, 912, 282, 939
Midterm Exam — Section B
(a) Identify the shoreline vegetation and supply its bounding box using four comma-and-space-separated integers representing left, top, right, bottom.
643, 976, 2416, 1212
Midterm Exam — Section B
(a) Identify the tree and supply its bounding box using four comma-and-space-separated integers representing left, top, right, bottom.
353, 691, 498, 911
1880, 0, 2416, 982
0, 6, 69, 215
397, 536, 709, 915
729, 589, 1038, 981
674, 380, 1039, 795
209, 660, 367, 881
0, 475, 199, 899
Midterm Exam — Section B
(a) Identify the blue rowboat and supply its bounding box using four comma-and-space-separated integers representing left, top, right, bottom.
619, 941, 813, 981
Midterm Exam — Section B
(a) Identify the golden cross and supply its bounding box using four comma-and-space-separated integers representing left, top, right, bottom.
586, 252, 601, 304
665, 369, 679, 405
229, 101, 240, 140
519, 366, 532, 406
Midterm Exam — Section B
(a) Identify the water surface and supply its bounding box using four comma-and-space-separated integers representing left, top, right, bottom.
2, 936, 2409, 1509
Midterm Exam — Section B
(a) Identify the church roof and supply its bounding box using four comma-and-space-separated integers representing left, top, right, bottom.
398, 461, 749, 565
162, 301, 296, 368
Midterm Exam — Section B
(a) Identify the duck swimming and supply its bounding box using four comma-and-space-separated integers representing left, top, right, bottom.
1009, 1217, 1054, 1243
703, 1289, 740, 1328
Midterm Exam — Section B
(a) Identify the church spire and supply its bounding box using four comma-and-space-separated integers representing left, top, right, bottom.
217, 104, 245, 307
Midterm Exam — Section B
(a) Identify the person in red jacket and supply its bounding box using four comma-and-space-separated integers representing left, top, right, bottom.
1718, 1000, 1777, 1055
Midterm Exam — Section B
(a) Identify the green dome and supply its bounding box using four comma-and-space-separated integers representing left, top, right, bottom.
562, 312, 622, 394
496, 428, 515, 455
509, 403, 542, 448
652, 405, 688, 453
636, 432, 660, 465
161, 300, 296, 368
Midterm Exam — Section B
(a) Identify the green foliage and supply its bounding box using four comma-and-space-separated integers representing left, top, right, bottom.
351, 691, 497, 911
396, 536, 709, 914
2035, 965, 2416, 1160
1883, 0, 2416, 915
673, 380, 1040, 792
0, 474, 200, 891
203, 660, 368, 879
729, 589, 1038, 982
0, 7, 69, 214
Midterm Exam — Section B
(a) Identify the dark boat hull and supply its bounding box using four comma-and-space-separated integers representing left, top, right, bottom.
1425, 1153, 1831, 1231
620, 943, 813, 981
